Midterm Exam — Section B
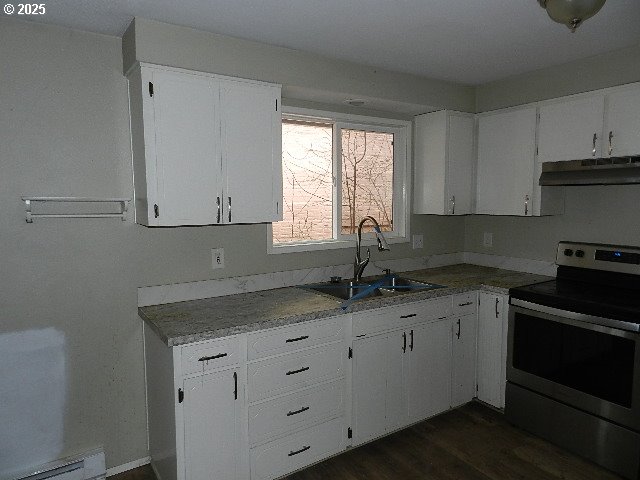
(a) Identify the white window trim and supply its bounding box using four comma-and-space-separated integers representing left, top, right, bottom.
268, 106, 411, 255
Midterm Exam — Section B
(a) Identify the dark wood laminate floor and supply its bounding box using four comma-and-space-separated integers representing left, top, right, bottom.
113, 402, 622, 480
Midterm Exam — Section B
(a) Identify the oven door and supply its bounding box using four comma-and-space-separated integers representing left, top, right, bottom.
507, 300, 640, 431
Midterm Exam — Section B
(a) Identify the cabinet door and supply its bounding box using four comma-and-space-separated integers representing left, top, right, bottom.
351, 332, 406, 445
183, 370, 242, 480
451, 314, 478, 408
220, 81, 282, 224
446, 114, 475, 215
477, 292, 506, 408
605, 87, 640, 157
151, 70, 222, 226
406, 320, 452, 422
476, 108, 537, 216
538, 96, 605, 162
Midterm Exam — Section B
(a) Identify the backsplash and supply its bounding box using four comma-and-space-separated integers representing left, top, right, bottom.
138, 252, 555, 306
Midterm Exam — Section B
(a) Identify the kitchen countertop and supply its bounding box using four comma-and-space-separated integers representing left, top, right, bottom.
138, 264, 553, 346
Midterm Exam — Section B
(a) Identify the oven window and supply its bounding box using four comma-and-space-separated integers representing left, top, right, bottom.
512, 313, 635, 408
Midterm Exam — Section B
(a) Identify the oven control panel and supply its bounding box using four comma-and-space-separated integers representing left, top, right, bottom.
557, 241, 640, 274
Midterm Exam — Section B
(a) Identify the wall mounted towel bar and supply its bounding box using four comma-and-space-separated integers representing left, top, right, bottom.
21, 196, 130, 223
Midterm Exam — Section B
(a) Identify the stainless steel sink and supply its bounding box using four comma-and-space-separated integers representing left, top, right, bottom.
304, 276, 445, 301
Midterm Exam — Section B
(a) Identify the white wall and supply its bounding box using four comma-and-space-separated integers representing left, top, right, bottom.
0, 17, 466, 471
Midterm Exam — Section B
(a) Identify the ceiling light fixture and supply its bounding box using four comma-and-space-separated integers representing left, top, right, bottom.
538, 0, 606, 32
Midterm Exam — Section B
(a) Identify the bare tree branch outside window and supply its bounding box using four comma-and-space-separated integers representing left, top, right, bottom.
273, 120, 394, 244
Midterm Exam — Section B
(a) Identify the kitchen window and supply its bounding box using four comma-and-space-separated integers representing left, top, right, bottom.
269, 108, 409, 253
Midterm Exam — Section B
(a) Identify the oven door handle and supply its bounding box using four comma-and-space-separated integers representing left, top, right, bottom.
510, 298, 640, 333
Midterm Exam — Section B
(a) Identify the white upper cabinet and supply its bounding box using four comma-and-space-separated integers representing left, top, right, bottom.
538, 84, 640, 162
604, 86, 640, 157
128, 63, 282, 226
220, 80, 282, 224
476, 107, 538, 216
538, 95, 605, 162
414, 110, 475, 215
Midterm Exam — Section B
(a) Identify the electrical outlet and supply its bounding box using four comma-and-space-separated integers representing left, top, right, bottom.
483, 232, 493, 248
211, 248, 225, 269
412, 234, 424, 249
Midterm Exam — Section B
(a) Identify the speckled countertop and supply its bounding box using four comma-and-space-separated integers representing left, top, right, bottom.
139, 264, 553, 346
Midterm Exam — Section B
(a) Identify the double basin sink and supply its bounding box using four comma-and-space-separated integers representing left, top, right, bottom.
305, 275, 445, 301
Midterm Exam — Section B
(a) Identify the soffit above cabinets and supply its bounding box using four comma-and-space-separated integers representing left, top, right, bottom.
14, 1, 640, 85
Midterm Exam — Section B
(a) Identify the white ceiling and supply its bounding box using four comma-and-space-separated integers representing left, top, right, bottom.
15, 0, 640, 85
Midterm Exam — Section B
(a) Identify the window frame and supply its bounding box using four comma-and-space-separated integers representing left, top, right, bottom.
268, 107, 411, 254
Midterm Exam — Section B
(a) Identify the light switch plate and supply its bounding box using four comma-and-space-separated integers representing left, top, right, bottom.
483, 232, 493, 248
211, 248, 225, 269
412, 234, 424, 249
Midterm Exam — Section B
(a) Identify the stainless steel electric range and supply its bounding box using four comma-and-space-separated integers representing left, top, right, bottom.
507, 241, 640, 480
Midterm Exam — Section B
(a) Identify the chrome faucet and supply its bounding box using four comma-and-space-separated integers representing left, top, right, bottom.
353, 216, 391, 282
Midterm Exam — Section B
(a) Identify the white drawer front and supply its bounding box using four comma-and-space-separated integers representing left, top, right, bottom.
247, 317, 344, 360
352, 297, 452, 337
248, 342, 344, 402
453, 292, 477, 316
249, 379, 345, 446
250, 417, 345, 480
181, 337, 240, 376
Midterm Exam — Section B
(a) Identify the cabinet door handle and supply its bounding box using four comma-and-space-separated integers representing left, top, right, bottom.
285, 335, 309, 343
228, 197, 232, 222
288, 445, 311, 457
233, 371, 238, 400
400, 313, 417, 319
286, 366, 309, 376
216, 196, 221, 223
409, 330, 414, 351
495, 298, 500, 318
451, 195, 455, 215
286, 406, 310, 417
609, 131, 614, 156
456, 319, 461, 339
458, 301, 473, 307
592, 132, 598, 156
524, 194, 530, 216
402, 332, 407, 353
198, 353, 227, 362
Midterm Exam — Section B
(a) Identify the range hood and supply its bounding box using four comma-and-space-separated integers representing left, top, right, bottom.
539, 156, 640, 186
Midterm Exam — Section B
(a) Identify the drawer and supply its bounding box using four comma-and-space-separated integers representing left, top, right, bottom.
181, 336, 240, 376
247, 316, 344, 360
352, 297, 452, 337
249, 379, 345, 446
453, 292, 477, 316
250, 417, 345, 480
248, 342, 344, 402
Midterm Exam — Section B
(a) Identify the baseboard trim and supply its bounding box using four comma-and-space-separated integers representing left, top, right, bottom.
106, 457, 150, 477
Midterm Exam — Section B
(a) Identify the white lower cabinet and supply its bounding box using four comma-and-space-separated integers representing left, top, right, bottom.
183, 369, 244, 480
351, 331, 406, 446
250, 418, 346, 480
351, 297, 463, 447
451, 314, 478, 407
145, 290, 506, 480
406, 320, 452, 422
476, 291, 507, 408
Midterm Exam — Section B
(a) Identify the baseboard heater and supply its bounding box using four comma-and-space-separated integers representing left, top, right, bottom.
13, 450, 105, 480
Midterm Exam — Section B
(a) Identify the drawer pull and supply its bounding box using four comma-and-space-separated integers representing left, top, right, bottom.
288, 445, 311, 457
400, 313, 417, 319
285, 335, 309, 343
198, 353, 227, 362
286, 366, 310, 376
458, 302, 473, 307
286, 406, 310, 417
